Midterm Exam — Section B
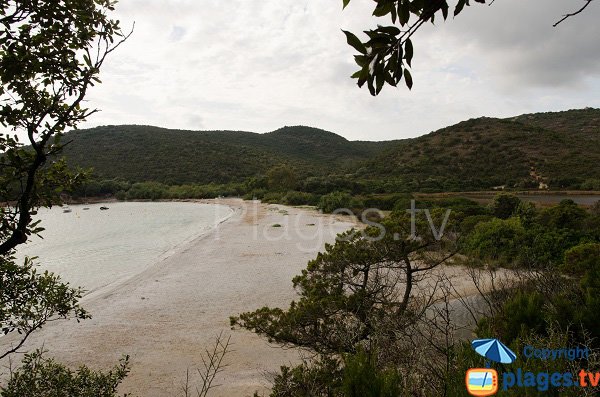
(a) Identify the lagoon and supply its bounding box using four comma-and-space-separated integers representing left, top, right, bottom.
16, 202, 233, 295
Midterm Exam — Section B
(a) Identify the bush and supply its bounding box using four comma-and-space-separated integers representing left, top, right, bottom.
361, 194, 413, 211
460, 215, 493, 235
318, 191, 354, 213
537, 199, 588, 230
243, 189, 267, 200
262, 191, 285, 204
486, 291, 547, 344
268, 357, 342, 397
489, 194, 521, 219
464, 217, 525, 264
1, 350, 129, 397
342, 351, 402, 397
562, 242, 600, 276
282, 191, 319, 206
125, 181, 168, 200
518, 226, 580, 268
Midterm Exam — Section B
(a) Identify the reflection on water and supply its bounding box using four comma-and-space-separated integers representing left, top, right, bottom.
15, 202, 232, 295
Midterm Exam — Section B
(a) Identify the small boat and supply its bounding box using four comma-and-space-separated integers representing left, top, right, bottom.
83, 207, 90, 210
63, 207, 72, 213
99, 206, 109, 211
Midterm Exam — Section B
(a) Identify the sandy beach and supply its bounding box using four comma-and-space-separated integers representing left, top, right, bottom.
0, 199, 359, 396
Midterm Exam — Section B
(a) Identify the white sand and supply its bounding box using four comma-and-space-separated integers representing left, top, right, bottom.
0, 199, 357, 396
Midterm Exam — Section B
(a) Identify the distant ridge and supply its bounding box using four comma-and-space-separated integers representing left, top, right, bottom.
60, 125, 389, 185
61, 108, 600, 191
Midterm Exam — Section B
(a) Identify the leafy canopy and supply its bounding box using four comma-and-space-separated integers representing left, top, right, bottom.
341, 0, 484, 95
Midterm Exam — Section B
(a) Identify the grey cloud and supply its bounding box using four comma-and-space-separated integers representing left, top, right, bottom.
437, 0, 600, 89
79, 0, 600, 141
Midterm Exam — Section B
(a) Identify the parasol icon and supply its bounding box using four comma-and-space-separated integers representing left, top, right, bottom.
471, 338, 517, 364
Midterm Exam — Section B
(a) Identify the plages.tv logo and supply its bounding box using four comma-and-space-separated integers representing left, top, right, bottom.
466, 338, 517, 396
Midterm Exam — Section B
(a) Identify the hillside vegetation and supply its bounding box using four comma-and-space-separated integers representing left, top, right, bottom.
363, 108, 600, 191
61, 125, 389, 185
61, 108, 600, 192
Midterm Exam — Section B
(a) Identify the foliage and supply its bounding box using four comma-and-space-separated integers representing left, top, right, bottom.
317, 191, 355, 213
231, 213, 457, 354
517, 226, 580, 268
0, 1, 131, 393
590, 200, 600, 216
0, 0, 128, 254
447, 326, 600, 397
61, 125, 387, 185
464, 217, 525, 265
341, 0, 484, 94
236, 197, 600, 395
459, 214, 493, 235
537, 199, 588, 230
281, 191, 320, 206
267, 165, 298, 191
360, 109, 600, 192
1, 349, 130, 397
489, 194, 521, 219
0, 256, 89, 359
482, 291, 547, 344
341, 0, 592, 95
341, 350, 402, 397
60, 109, 600, 194
268, 356, 342, 397
561, 242, 600, 276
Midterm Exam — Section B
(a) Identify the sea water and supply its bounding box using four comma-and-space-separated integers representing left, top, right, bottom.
14, 202, 233, 295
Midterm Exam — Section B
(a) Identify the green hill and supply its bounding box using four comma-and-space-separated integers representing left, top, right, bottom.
359, 108, 600, 191
61, 108, 600, 192
61, 125, 390, 185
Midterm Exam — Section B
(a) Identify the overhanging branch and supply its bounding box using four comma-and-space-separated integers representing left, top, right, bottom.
554, 0, 594, 27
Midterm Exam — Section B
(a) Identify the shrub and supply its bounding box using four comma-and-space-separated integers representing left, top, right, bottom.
262, 191, 285, 204
489, 194, 521, 219
282, 191, 319, 206
464, 217, 525, 264
562, 242, 600, 276
460, 215, 493, 235
341, 351, 402, 397
268, 357, 342, 397
537, 199, 588, 230
318, 191, 354, 213
1, 350, 129, 397
125, 181, 168, 200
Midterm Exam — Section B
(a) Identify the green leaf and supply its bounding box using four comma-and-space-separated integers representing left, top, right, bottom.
375, 62, 385, 94
373, 3, 392, 17
384, 70, 397, 87
404, 68, 413, 89
367, 74, 376, 96
378, 25, 401, 36
343, 0, 351, 9
357, 65, 369, 87
82, 54, 92, 67
399, 0, 411, 25
354, 55, 368, 67
454, 0, 468, 16
404, 38, 413, 67
342, 30, 367, 55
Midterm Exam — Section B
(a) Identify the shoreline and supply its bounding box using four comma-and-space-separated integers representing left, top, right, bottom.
0, 199, 358, 396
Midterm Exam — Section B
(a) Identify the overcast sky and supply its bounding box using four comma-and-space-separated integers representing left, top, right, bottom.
82, 0, 600, 141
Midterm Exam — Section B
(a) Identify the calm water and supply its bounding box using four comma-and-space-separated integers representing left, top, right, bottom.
461, 193, 600, 206
15, 202, 233, 295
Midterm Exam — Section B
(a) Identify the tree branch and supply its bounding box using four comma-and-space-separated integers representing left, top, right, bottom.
553, 0, 594, 27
